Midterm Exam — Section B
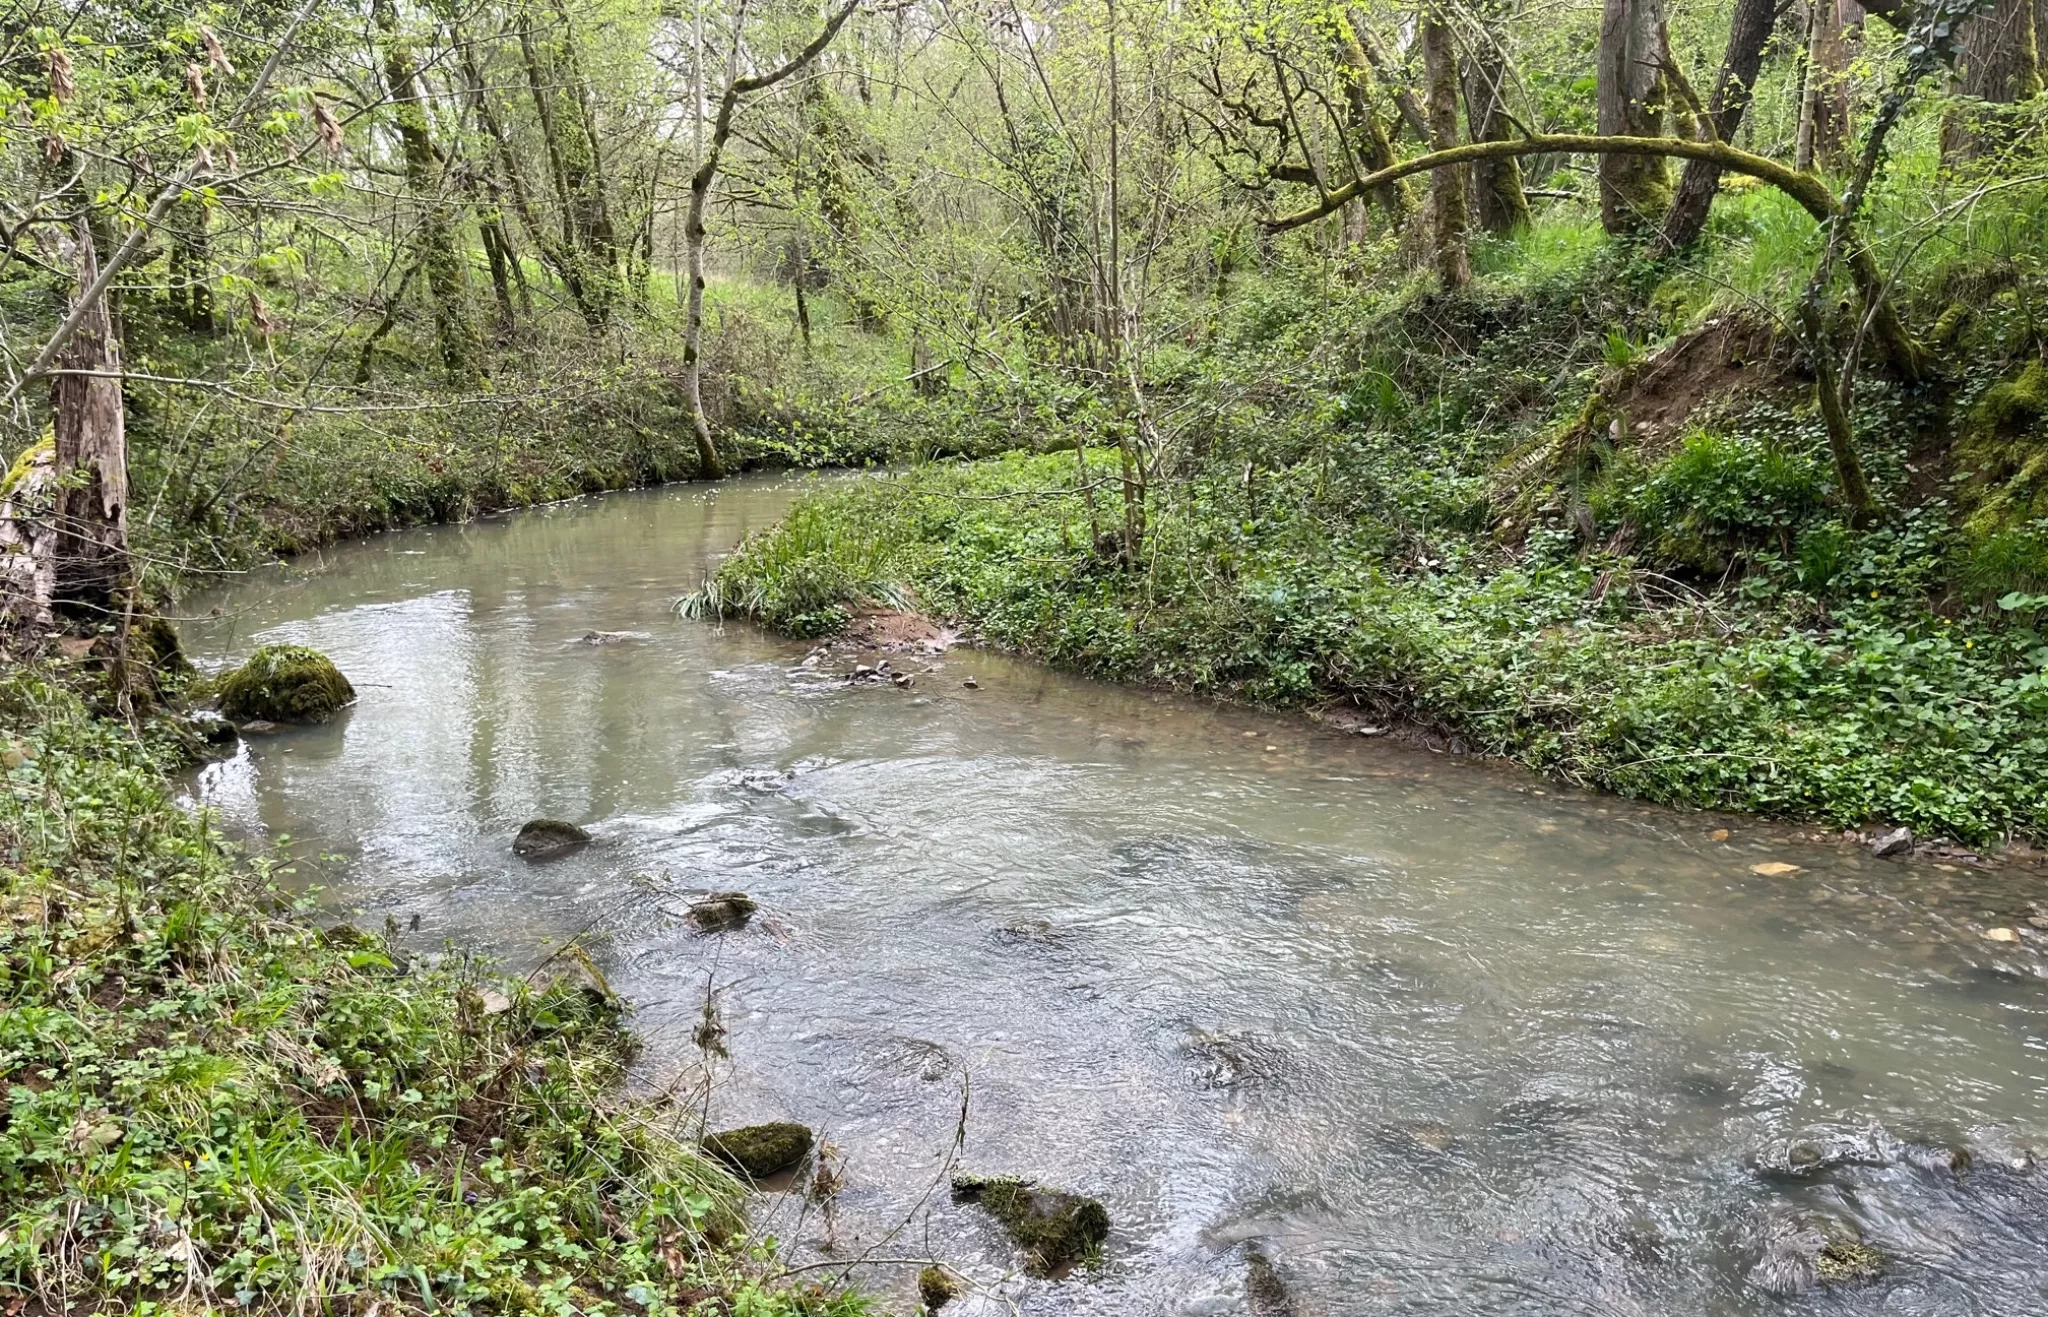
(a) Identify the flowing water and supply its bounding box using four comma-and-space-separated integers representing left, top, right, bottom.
181, 477, 2048, 1316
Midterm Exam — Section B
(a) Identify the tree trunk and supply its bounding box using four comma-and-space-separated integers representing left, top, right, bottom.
1796, 0, 1857, 172
1943, 0, 2043, 161
49, 218, 130, 627
682, 159, 724, 478
1597, 0, 1671, 233
1337, 25, 1419, 222
374, 0, 479, 378
1463, 40, 1530, 233
1661, 0, 1775, 249
1422, 11, 1471, 289
168, 193, 215, 332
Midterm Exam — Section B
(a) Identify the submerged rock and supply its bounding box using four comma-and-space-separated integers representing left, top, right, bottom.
701, 1121, 813, 1180
688, 891, 758, 932
917, 1265, 961, 1311
1244, 1247, 1296, 1317
217, 645, 355, 723
951, 1174, 1109, 1274
1749, 1213, 1886, 1293
512, 818, 590, 859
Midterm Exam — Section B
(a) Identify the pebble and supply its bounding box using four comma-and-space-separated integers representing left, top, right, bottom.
1984, 927, 2021, 943
1751, 862, 1801, 878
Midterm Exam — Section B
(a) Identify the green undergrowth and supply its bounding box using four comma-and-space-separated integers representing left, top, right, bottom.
0, 673, 861, 1317
696, 453, 2048, 847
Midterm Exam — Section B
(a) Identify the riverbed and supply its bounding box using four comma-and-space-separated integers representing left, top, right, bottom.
181, 476, 2048, 1316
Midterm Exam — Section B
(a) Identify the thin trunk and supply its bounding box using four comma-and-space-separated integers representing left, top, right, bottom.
169, 192, 215, 332
1797, 0, 1856, 172
374, 0, 479, 378
1661, 0, 1775, 249
1943, 0, 2043, 160
50, 217, 129, 626
1597, 0, 1671, 233
1337, 25, 1419, 222
1422, 11, 1471, 289
1463, 39, 1530, 233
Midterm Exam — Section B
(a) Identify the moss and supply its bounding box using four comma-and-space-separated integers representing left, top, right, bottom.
950, 1174, 1109, 1274
701, 1121, 814, 1180
916, 1265, 960, 1311
3, 435, 52, 499
215, 644, 355, 723
689, 891, 759, 932
1816, 1238, 1886, 1283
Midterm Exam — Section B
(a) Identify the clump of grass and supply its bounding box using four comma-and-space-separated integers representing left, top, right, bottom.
0, 672, 862, 1316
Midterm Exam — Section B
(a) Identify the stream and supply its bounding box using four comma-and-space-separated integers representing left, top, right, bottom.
181, 476, 2048, 1316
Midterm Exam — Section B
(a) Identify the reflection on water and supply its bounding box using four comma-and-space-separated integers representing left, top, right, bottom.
182, 477, 2048, 1316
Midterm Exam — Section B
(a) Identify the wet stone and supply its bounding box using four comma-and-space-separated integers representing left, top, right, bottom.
688, 891, 758, 933
701, 1121, 813, 1180
512, 818, 590, 859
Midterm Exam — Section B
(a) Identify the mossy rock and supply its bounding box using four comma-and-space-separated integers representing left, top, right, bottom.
701, 1121, 813, 1180
917, 1264, 961, 1311
951, 1173, 1109, 1274
1816, 1238, 1886, 1284
216, 645, 355, 723
688, 891, 758, 932
513, 818, 591, 858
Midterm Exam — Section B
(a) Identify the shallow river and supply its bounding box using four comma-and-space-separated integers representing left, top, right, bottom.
182, 477, 2048, 1316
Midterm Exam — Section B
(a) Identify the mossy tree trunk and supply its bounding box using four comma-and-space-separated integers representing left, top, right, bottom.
1597, 0, 1671, 234
49, 217, 130, 628
373, 0, 480, 379
1463, 32, 1530, 233
1943, 0, 2043, 161
166, 192, 215, 333
1661, 0, 1775, 249
1421, 9, 1470, 289
1336, 25, 1418, 224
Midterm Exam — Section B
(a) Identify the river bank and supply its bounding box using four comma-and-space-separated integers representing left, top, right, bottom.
0, 668, 864, 1315
692, 453, 2048, 853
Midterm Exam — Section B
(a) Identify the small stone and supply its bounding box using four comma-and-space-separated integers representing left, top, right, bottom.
853, 664, 875, 680
513, 819, 591, 859
961, 677, 980, 689
689, 891, 758, 933
1984, 927, 2021, 943
701, 1122, 813, 1180
1354, 725, 1386, 737
238, 719, 279, 735
1709, 828, 1730, 842
478, 988, 513, 1016
891, 671, 913, 688
1870, 827, 1913, 858
1751, 862, 1801, 877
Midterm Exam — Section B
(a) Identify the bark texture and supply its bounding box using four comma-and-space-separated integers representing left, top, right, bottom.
1661, 0, 1775, 249
1422, 11, 1471, 289
49, 219, 130, 626
1597, 0, 1671, 233
1463, 39, 1530, 233
1943, 0, 2043, 161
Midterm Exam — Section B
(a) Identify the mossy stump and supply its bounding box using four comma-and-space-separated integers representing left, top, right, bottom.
216, 645, 355, 723
951, 1173, 1109, 1274
701, 1121, 813, 1180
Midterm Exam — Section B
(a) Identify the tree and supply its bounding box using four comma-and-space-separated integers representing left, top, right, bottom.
1597, 0, 1671, 233
681, 0, 865, 479
1661, 0, 1775, 249
1463, 25, 1530, 234
1421, 8, 1470, 288
1943, 0, 2043, 160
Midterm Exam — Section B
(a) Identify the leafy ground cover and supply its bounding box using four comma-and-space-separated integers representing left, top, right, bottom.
0, 672, 861, 1317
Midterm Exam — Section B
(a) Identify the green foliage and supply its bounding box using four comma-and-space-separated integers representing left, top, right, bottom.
708, 452, 2048, 846
0, 674, 860, 1316
1597, 432, 1830, 574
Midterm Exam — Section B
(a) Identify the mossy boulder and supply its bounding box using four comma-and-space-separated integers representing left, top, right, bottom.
951, 1173, 1109, 1274
700, 1121, 813, 1180
216, 645, 355, 723
513, 819, 591, 858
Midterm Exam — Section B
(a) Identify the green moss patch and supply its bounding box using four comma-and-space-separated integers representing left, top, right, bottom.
950, 1173, 1109, 1274
700, 1122, 815, 1180
215, 644, 356, 723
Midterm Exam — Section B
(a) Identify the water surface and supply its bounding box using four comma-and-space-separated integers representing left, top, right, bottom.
182, 477, 2048, 1316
